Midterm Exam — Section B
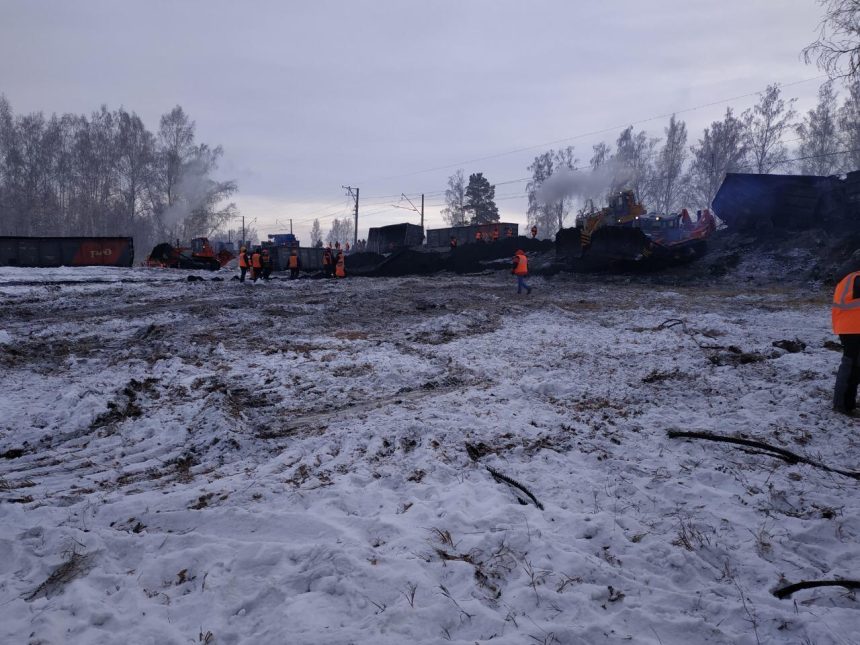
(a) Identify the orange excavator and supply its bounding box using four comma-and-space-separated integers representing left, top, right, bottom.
145, 237, 234, 270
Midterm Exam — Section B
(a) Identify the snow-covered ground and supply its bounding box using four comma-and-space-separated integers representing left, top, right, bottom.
0, 266, 858, 645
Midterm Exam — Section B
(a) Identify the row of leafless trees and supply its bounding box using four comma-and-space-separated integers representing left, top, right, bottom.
521, 81, 860, 235
438, 80, 860, 235
0, 97, 237, 253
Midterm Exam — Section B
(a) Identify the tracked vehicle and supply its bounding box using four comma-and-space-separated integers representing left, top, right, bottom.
556, 190, 715, 271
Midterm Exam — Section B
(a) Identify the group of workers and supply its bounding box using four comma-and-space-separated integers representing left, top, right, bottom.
238, 244, 346, 282
237, 247, 274, 282
322, 246, 347, 279
449, 225, 539, 248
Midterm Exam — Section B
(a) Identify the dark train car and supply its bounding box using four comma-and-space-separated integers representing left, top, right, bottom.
366, 223, 424, 254
426, 222, 519, 248
270, 246, 326, 271
0, 236, 134, 268
712, 172, 860, 232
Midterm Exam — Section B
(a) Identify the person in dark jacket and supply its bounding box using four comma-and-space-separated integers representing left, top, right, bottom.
261, 249, 273, 281
323, 247, 333, 278
832, 270, 860, 414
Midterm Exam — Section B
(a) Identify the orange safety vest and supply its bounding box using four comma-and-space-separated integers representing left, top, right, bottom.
238, 252, 249, 268
513, 252, 528, 276
251, 253, 262, 269
335, 255, 345, 278
289, 255, 299, 269
833, 271, 860, 334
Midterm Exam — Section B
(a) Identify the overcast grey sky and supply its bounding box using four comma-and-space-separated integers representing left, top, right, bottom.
0, 0, 831, 241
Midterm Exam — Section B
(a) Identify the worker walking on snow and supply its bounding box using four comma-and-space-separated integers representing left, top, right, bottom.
238, 247, 249, 282
288, 248, 301, 279
832, 270, 860, 414
251, 249, 262, 282
512, 249, 532, 295
335, 250, 346, 278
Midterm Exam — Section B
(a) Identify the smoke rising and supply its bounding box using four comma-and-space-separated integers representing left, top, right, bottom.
536, 160, 634, 206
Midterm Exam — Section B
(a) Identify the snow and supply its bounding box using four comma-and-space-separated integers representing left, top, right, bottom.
1, 266, 859, 644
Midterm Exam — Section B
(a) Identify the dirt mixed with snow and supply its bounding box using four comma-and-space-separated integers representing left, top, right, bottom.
0, 266, 858, 644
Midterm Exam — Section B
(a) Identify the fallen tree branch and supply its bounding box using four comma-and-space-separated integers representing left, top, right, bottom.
667, 430, 860, 481
486, 465, 544, 510
773, 579, 860, 599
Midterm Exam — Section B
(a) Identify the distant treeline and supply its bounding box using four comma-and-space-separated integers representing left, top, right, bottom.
0, 97, 237, 253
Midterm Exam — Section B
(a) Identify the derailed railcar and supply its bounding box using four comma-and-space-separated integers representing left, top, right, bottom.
712, 172, 860, 232
366, 223, 424, 255
0, 236, 134, 268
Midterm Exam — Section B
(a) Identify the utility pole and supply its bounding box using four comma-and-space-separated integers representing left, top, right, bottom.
241, 215, 245, 248
290, 219, 293, 235
421, 193, 424, 234
343, 186, 359, 247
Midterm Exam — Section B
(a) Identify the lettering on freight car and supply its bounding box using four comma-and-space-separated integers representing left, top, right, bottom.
88, 249, 113, 258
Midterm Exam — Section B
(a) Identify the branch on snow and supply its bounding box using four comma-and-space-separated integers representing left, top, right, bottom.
666, 430, 860, 481
773, 579, 860, 599
486, 465, 545, 510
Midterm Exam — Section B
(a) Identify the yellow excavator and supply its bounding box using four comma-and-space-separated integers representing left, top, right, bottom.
557, 189, 715, 270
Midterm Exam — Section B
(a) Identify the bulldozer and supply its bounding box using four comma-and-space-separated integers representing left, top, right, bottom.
556, 189, 716, 270
145, 237, 233, 270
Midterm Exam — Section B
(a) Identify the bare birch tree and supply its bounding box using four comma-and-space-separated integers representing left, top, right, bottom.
687, 108, 748, 208
797, 81, 843, 175
441, 169, 468, 226
802, 0, 860, 80
743, 84, 798, 174
653, 115, 688, 214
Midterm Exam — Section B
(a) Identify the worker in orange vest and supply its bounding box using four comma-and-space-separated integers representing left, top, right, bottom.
832, 270, 860, 414
335, 250, 346, 278
288, 248, 301, 279
475, 230, 483, 243
492, 227, 500, 242
250, 249, 262, 282
322, 247, 333, 278
238, 246, 249, 282
512, 249, 531, 295
530, 225, 538, 239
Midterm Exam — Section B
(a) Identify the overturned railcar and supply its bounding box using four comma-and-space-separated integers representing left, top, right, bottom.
366, 223, 424, 254
0, 236, 134, 268
712, 172, 860, 231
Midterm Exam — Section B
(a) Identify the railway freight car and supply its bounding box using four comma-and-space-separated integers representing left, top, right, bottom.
0, 236, 134, 268
426, 223, 519, 248
366, 223, 424, 254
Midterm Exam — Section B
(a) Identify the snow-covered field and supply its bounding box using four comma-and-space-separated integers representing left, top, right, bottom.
0, 266, 858, 645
